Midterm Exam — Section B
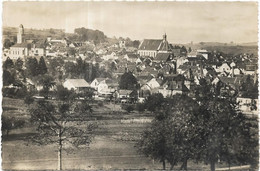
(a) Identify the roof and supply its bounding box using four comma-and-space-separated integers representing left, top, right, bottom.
155, 53, 173, 62
95, 78, 107, 82
118, 89, 133, 95
172, 49, 181, 56
158, 40, 170, 51
126, 53, 139, 59
139, 39, 163, 51
163, 80, 189, 91
64, 79, 90, 88
11, 42, 30, 48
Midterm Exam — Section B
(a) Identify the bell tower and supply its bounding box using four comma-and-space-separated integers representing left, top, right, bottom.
17, 24, 24, 44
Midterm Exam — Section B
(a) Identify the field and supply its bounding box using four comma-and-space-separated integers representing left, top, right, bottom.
1, 97, 250, 170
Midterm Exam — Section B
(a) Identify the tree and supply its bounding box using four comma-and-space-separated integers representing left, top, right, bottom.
194, 78, 258, 171
15, 58, 24, 71
3, 39, 14, 49
3, 57, 14, 70
119, 72, 138, 90
38, 75, 55, 99
25, 57, 39, 77
29, 99, 97, 170
38, 56, 48, 75
3, 70, 15, 86
137, 94, 198, 170
2, 116, 25, 137
67, 47, 76, 57
144, 93, 164, 112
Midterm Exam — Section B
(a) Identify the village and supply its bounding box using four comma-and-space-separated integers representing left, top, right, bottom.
3, 24, 258, 115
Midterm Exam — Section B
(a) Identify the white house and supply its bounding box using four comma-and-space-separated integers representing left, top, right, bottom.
146, 78, 162, 89
63, 79, 90, 92
197, 49, 209, 60
237, 97, 258, 115
102, 52, 118, 61
217, 63, 231, 73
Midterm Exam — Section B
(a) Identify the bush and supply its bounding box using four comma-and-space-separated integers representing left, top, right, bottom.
136, 103, 145, 112
125, 105, 135, 113
98, 101, 104, 107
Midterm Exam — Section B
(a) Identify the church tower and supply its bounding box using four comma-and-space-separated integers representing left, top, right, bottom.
17, 24, 24, 44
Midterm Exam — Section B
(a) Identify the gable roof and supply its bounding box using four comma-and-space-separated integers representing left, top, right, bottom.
155, 53, 173, 62
126, 53, 139, 59
139, 39, 163, 51
118, 89, 133, 95
64, 79, 90, 88
11, 42, 31, 48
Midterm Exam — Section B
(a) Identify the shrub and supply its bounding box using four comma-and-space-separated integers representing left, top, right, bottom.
125, 105, 135, 113
136, 103, 145, 112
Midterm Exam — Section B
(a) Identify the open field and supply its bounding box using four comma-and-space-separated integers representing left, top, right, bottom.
1, 97, 254, 170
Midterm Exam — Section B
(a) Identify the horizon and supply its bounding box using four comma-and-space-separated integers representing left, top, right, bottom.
3, 1, 258, 44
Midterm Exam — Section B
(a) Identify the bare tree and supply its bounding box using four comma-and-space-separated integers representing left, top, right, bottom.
28, 99, 97, 170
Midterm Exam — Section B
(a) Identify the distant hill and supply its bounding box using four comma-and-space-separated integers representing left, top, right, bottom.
180, 42, 258, 57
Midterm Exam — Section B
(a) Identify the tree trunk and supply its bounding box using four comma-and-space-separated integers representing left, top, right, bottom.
58, 131, 62, 170
170, 163, 174, 170
210, 160, 215, 171
180, 158, 188, 170
162, 159, 166, 170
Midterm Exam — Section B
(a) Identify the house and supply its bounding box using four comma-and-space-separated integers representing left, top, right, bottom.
244, 64, 257, 75
124, 53, 140, 63
158, 80, 189, 97
237, 97, 258, 115
216, 62, 231, 73
118, 89, 134, 99
139, 78, 163, 98
9, 43, 31, 59
91, 78, 118, 96
63, 79, 90, 92
8, 24, 46, 59
138, 33, 173, 58
102, 52, 118, 61
197, 49, 209, 60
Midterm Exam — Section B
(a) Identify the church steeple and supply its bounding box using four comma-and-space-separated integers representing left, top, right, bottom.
17, 24, 24, 44
163, 33, 167, 42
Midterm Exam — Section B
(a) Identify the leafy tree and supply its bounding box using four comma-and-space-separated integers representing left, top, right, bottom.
67, 47, 77, 57
194, 78, 258, 171
137, 94, 198, 170
3, 39, 14, 49
2, 116, 25, 137
144, 93, 164, 112
38, 75, 55, 99
38, 56, 48, 75
119, 72, 138, 90
25, 57, 39, 77
29, 99, 97, 170
3, 57, 14, 70
3, 70, 15, 86
15, 58, 24, 71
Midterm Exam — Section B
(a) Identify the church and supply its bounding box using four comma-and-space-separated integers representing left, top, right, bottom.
8, 24, 46, 60
137, 33, 178, 58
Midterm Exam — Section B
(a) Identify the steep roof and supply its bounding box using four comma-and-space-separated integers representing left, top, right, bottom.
118, 89, 133, 95
155, 53, 173, 62
126, 53, 139, 59
139, 39, 162, 51
64, 79, 90, 88
11, 42, 31, 48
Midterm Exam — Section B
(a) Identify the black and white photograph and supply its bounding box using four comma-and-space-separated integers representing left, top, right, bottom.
1, 1, 259, 170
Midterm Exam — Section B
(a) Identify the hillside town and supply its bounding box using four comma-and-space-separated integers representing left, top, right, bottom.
3, 24, 258, 115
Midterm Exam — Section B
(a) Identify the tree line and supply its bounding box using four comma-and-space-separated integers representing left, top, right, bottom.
136, 79, 258, 171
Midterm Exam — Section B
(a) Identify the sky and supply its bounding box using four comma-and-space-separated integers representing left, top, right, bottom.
2, 1, 258, 44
